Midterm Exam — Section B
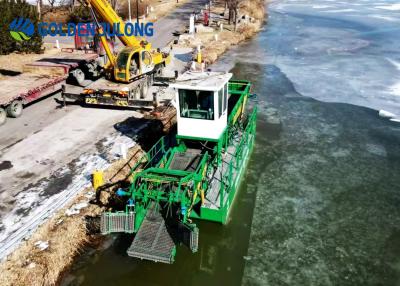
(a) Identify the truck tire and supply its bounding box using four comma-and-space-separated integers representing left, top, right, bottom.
73, 69, 86, 86
148, 73, 154, 87
6, 100, 23, 118
155, 66, 163, 76
0, 108, 6, 126
130, 86, 140, 100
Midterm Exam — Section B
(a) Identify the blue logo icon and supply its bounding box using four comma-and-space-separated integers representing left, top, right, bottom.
9, 18, 34, 41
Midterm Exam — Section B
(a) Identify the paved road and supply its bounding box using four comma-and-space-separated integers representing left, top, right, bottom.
3, 0, 206, 152
2, 0, 206, 153
0, 0, 205, 259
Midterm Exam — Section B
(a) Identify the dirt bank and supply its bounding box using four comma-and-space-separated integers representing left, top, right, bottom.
179, 0, 266, 65
0, 109, 173, 286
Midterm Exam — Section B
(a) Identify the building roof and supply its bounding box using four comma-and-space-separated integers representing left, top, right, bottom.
170, 71, 232, 91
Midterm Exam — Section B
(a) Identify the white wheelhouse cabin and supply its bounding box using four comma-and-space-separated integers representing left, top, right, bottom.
170, 71, 232, 141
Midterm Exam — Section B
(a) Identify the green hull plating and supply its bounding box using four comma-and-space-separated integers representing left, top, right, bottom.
100, 78, 257, 263
190, 109, 256, 224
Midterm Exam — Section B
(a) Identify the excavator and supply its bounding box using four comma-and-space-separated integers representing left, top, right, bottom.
65, 0, 171, 107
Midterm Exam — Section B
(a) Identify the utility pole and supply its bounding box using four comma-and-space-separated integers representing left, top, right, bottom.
136, 0, 139, 25
208, 0, 211, 23
128, 0, 132, 22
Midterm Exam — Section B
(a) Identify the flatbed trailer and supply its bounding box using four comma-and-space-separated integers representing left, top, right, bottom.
62, 69, 178, 110
63, 76, 156, 109
0, 51, 103, 125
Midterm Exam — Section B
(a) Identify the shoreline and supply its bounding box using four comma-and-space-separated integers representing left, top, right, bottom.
180, 0, 266, 66
0, 1, 267, 285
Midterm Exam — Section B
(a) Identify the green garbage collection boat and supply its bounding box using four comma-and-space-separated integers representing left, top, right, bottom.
100, 71, 257, 263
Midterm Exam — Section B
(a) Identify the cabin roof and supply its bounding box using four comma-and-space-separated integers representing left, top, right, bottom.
170, 71, 232, 91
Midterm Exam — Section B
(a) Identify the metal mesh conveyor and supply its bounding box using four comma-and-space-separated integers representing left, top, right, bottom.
168, 149, 202, 171
100, 212, 135, 234
127, 203, 176, 264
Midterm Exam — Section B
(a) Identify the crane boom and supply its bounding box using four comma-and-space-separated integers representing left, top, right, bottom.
78, 0, 170, 85
85, 0, 147, 48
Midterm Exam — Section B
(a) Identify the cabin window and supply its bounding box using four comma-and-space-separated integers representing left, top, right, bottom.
116, 51, 130, 69
142, 51, 152, 66
218, 88, 223, 118
179, 89, 214, 120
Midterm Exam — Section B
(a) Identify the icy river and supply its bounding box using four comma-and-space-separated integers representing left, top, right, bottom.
63, 0, 400, 285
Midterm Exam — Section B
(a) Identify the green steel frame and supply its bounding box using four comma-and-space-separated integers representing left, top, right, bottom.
101, 79, 257, 247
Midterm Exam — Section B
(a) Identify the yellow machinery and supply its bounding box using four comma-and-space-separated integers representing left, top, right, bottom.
84, 0, 170, 83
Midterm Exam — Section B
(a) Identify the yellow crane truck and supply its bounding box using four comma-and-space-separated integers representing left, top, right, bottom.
64, 0, 171, 108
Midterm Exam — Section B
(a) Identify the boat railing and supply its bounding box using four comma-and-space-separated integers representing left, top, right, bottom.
129, 136, 168, 177
220, 107, 257, 209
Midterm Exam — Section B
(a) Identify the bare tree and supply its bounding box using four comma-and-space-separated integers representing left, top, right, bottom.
110, 0, 118, 10
224, 0, 228, 15
48, 0, 57, 11
58, 0, 72, 7
226, 0, 240, 31
69, 0, 75, 12
57, 0, 76, 12
37, 0, 42, 19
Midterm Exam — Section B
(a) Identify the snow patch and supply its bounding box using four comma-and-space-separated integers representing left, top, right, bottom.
379, 110, 397, 118
27, 262, 36, 268
0, 146, 110, 260
389, 82, 400, 97
34, 240, 49, 251
323, 9, 356, 13
375, 4, 400, 11
312, 5, 332, 9
66, 202, 89, 216
379, 109, 400, 123
370, 15, 400, 22
387, 58, 400, 70
0, 130, 137, 258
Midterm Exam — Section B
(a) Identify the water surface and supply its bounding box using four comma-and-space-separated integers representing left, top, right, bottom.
64, 1, 400, 285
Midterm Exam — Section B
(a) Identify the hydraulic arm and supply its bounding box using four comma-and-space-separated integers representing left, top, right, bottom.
81, 0, 170, 83
85, 0, 148, 48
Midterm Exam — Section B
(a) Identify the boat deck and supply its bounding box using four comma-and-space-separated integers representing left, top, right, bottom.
204, 132, 252, 210
168, 148, 202, 171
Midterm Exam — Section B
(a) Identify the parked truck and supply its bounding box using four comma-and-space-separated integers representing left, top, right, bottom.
0, 50, 105, 126
62, 0, 171, 109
